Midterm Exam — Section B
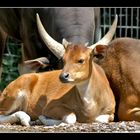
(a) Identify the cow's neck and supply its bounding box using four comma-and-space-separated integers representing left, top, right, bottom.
76, 62, 99, 109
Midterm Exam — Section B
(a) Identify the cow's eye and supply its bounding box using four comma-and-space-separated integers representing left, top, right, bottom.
77, 59, 84, 64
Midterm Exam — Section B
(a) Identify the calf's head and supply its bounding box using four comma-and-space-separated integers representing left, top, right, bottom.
59, 39, 93, 84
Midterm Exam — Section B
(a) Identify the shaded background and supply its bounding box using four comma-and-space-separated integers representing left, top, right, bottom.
0, 7, 140, 91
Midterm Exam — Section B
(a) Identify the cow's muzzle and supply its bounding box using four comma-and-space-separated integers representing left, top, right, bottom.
59, 72, 70, 83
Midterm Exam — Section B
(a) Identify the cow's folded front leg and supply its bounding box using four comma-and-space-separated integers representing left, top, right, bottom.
39, 112, 76, 126
40, 104, 77, 126
0, 111, 31, 126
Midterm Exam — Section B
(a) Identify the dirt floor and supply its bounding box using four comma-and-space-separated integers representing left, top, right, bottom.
0, 120, 140, 133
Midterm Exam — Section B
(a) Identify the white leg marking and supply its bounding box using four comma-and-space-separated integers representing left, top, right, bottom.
62, 113, 76, 124
95, 114, 114, 123
14, 111, 31, 126
6, 90, 27, 115
0, 114, 19, 124
0, 111, 31, 126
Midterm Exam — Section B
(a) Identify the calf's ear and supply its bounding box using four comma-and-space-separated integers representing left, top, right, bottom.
93, 45, 108, 60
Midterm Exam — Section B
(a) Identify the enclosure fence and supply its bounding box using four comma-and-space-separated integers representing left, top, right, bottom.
100, 7, 140, 39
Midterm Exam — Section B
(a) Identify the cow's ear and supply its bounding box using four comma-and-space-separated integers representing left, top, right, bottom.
18, 57, 50, 74
62, 38, 72, 49
93, 45, 108, 60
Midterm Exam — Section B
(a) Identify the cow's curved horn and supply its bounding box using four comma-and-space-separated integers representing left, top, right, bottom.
90, 14, 118, 49
36, 13, 65, 59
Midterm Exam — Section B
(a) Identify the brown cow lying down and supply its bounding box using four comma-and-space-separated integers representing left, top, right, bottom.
0, 39, 115, 126
0, 14, 117, 126
93, 37, 140, 122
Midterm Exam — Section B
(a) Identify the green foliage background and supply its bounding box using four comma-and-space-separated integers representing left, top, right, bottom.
0, 37, 22, 91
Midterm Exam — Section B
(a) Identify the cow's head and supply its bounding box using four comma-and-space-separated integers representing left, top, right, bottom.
59, 39, 93, 84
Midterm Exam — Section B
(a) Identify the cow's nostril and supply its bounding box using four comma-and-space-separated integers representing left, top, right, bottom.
59, 73, 69, 82
64, 73, 69, 79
